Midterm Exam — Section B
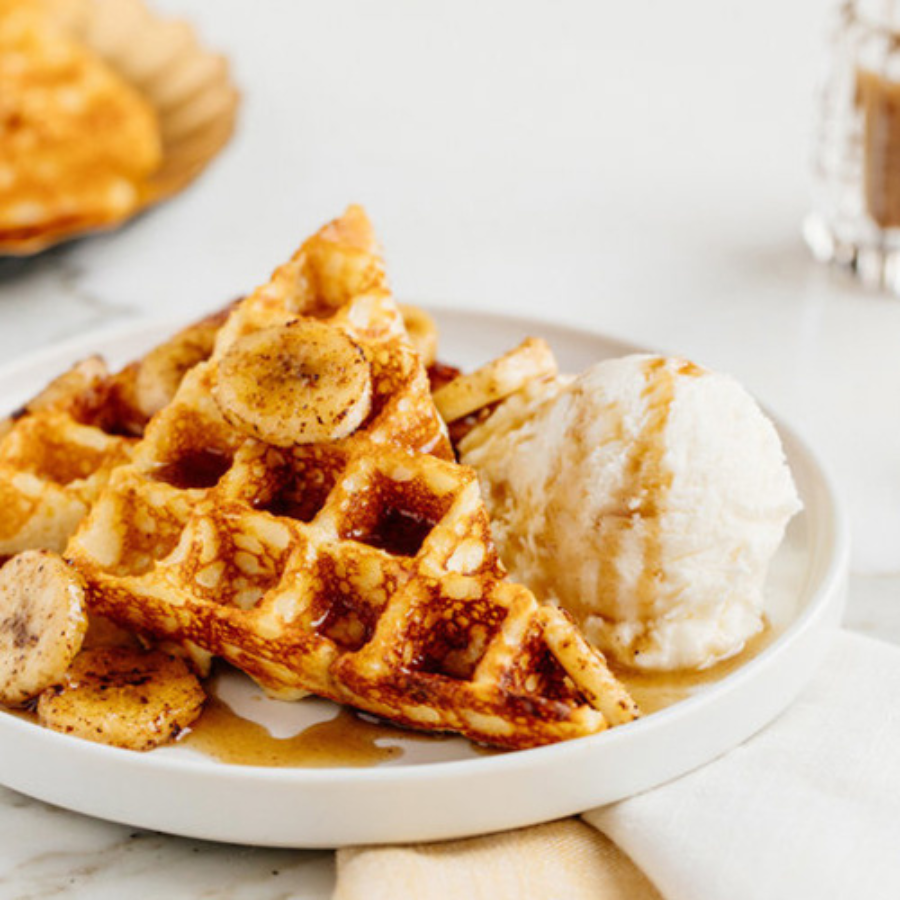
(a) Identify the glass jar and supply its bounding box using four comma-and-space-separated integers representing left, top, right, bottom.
805, 0, 900, 290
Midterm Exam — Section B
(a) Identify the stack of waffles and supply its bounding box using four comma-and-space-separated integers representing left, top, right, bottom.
2, 207, 640, 749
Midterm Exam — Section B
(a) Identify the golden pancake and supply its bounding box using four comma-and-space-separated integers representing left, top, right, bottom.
0, 2, 162, 244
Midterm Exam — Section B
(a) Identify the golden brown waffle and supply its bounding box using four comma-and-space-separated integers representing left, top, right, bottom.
0, 357, 134, 558
0, 306, 230, 558
66, 207, 639, 748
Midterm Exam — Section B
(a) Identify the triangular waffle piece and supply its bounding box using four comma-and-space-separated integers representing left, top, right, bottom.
65, 207, 639, 748
0, 305, 230, 558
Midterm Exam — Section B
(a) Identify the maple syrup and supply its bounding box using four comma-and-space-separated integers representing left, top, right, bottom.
351, 506, 436, 557
152, 447, 232, 490
612, 625, 776, 714
182, 695, 434, 767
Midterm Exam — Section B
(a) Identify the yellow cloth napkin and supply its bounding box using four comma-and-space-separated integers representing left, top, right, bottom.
335, 819, 661, 900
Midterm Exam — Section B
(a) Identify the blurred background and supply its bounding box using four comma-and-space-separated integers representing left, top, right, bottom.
2, 0, 899, 620
1, 1, 832, 354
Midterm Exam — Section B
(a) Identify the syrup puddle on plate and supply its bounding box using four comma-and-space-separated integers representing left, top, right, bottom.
178, 669, 461, 768
0, 625, 777, 767
181, 695, 407, 768
612, 623, 776, 714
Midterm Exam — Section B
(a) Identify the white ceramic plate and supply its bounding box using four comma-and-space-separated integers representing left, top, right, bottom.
0, 310, 849, 848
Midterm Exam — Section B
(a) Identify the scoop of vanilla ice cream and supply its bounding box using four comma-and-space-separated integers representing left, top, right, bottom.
459, 354, 802, 671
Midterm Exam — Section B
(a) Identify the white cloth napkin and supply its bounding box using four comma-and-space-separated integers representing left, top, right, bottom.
336, 630, 900, 900
587, 629, 900, 900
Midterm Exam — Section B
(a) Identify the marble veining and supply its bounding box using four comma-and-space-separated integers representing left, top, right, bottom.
0, 787, 334, 900
0, 250, 135, 364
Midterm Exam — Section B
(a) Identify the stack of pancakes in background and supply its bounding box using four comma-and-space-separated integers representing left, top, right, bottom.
0, 0, 238, 255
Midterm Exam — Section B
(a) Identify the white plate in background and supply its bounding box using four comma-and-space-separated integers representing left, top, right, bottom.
0, 309, 849, 847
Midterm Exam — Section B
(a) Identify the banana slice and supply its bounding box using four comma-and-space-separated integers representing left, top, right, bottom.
399, 303, 438, 367
0, 551, 88, 707
213, 319, 373, 446
433, 337, 558, 423
37, 646, 206, 751
133, 310, 226, 419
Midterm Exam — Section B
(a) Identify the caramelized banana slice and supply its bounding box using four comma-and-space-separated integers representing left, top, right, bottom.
0, 551, 88, 707
399, 303, 438, 367
133, 308, 229, 419
213, 320, 373, 446
433, 338, 558, 423
37, 647, 205, 751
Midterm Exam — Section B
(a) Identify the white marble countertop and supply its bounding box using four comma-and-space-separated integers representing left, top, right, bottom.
2, 0, 899, 896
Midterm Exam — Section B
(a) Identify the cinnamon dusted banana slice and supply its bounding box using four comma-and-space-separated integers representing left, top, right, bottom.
433, 337, 558, 423
399, 303, 438, 367
0, 551, 88, 707
213, 319, 373, 446
37, 647, 205, 751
